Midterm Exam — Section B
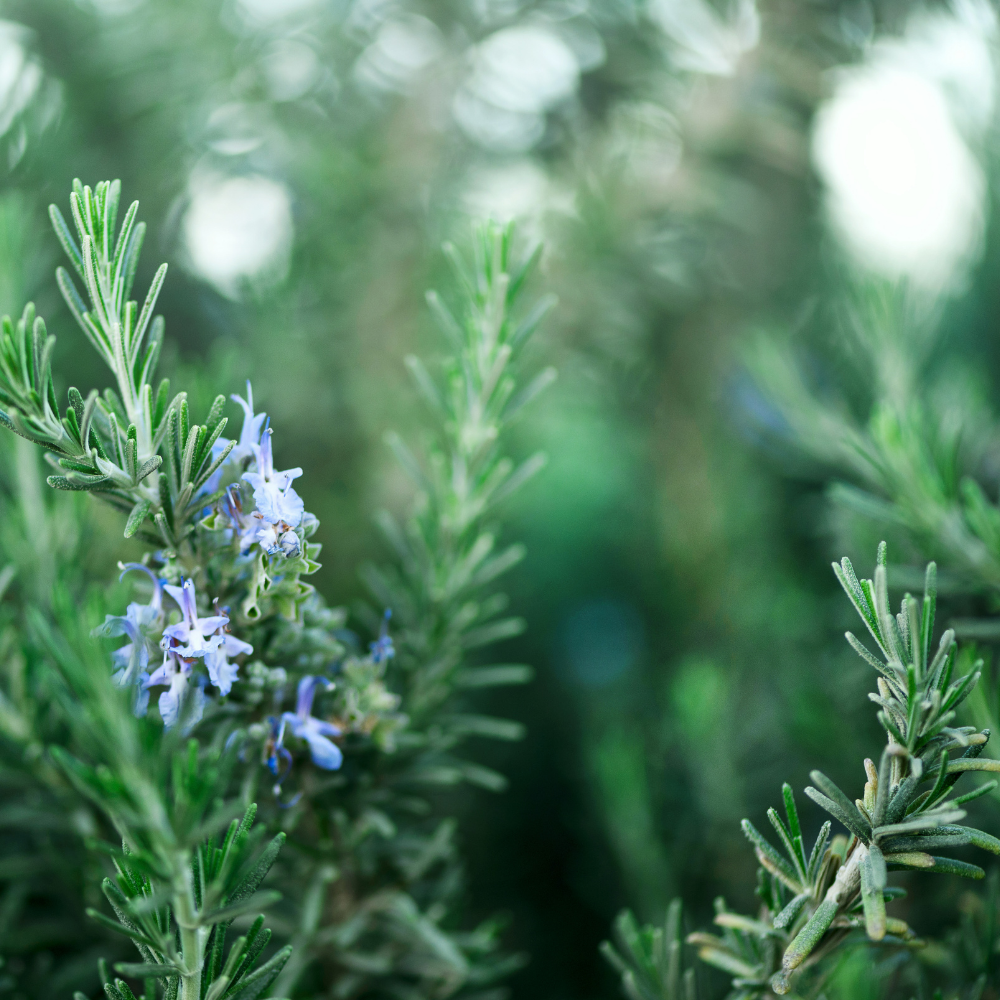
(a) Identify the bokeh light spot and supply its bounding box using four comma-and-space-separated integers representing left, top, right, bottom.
183, 175, 294, 301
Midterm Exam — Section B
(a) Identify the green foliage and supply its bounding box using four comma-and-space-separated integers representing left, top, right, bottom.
25, 585, 285, 1000
11, 4, 1000, 1000
0, 1, 868, 995
88, 811, 289, 1000
0, 431, 130, 997
746, 286, 1000, 595
365, 225, 549, 731
601, 901, 698, 1000
0, 170, 552, 1000
268, 223, 547, 998
606, 545, 1000, 1000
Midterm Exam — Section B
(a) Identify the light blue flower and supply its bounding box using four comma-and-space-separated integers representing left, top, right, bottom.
159, 578, 252, 695
200, 381, 267, 496
243, 428, 304, 529
93, 563, 165, 716
222, 484, 259, 554
369, 609, 395, 664
147, 653, 205, 731
255, 520, 301, 557
160, 579, 229, 659
98, 604, 150, 685
230, 381, 268, 464
118, 562, 164, 615
280, 675, 343, 770
264, 715, 294, 796
103, 614, 151, 718
205, 631, 253, 696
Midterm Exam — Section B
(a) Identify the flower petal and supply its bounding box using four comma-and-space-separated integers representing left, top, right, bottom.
304, 730, 343, 770
296, 675, 321, 718
222, 634, 253, 656
206, 648, 240, 696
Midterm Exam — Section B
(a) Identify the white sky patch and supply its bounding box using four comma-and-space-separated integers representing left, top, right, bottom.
812, 2, 995, 291
183, 175, 294, 301
454, 25, 580, 152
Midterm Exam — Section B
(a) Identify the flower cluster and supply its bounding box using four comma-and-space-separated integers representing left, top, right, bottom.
209, 383, 309, 559
94, 380, 399, 790
97, 569, 253, 731
153, 578, 253, 727
1, 182, 544, 1000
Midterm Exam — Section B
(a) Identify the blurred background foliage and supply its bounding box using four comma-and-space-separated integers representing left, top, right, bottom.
3, 0, 1000, 997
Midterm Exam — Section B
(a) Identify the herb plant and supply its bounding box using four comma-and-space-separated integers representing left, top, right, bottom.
0, 179, 551, 999
605, 542, 1000, 1000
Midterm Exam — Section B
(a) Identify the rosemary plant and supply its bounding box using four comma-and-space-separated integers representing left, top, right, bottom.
27, 580, 290, 1000
745, 288, 1000, 593
0, 437, 125, 998
269, 225, 552, 997
0, 181, 551, 998
747, 285, 1000, 808
605, 543, 1000, 1000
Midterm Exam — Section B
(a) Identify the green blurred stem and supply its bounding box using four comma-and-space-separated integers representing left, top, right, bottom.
173, 853, 206, 1000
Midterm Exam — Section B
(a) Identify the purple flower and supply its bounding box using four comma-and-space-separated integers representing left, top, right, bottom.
370, 609, 395, 664
93, 563, 166, 715
231, 381, 268, 465
160, 579, 229, 659
243, 429, 304, 529
147, 653, 205, 731
222, 484, 259, 554
205, 632, 253, 696
280, 675, 343, 770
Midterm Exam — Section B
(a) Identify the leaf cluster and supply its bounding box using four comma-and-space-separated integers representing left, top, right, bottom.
601, 900, 698, 1000
266, 225, 550, 996
0, 192, 553, 1000
606, 546, 1000, 1000
0, 180, 236, 547
84, 804, 288, 1000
